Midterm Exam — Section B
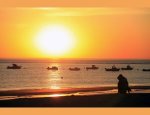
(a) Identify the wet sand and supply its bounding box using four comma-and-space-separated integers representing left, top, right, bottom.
0, 86, 150, 107
0, 86, 117, 96
1, 86, 150, 96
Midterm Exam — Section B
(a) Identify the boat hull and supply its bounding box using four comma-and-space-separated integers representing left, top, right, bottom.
121, 68, 133, 70
86, 67, 99, 70
47, 66, 58, 70
143, 69, 150, 71
105, 68, 120, 71
7, 66, 22, 69
69, 67, 80, 71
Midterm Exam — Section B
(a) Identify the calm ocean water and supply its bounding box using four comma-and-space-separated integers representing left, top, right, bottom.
0, 60, 150, 91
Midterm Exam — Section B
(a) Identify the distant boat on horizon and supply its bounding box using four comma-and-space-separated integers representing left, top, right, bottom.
47, 66, 58, 70
121, 65, 133, 70
142, 69, 150, 71
105, 65, 120, 71
7, 64, 22, 69
69, 67, 80, 71
86, 65, 99, 70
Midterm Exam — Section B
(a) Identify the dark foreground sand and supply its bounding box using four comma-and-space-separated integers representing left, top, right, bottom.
0, 86, 150, 107
0, 93, 150, 107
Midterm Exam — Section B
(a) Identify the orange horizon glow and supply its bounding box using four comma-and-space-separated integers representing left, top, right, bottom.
0, 2, 150, 59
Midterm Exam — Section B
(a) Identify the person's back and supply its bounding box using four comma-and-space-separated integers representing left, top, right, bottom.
117, 74, 131, 94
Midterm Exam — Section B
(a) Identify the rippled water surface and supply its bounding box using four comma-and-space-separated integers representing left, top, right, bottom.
0, 61, 150, 90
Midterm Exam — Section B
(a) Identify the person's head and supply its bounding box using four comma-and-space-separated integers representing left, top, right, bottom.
117, 74, 124, 80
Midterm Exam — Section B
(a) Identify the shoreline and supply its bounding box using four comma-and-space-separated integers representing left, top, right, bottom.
0, 86, 150, 107
0, 85, 150, 97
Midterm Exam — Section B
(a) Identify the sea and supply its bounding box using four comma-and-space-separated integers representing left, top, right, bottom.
0, 59, 150, 91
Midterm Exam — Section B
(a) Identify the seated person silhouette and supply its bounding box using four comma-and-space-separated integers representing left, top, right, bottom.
117, 74, 131, 94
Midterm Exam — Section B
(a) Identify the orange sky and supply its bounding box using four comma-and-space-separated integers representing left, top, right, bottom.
0, 1, 150, 59
0, 0, 150, 7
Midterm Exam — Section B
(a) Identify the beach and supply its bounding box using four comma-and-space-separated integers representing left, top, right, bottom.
0, 86, 150, 107
0, 61, 150, 107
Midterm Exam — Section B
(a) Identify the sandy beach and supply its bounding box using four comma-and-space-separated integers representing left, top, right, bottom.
1, 93, 150, 107
0, 86, 150, 107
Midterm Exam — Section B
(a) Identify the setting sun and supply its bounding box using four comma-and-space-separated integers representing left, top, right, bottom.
35, 25, 75, 56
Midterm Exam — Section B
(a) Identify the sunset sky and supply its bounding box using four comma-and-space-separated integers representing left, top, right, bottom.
0, 0, 150, 59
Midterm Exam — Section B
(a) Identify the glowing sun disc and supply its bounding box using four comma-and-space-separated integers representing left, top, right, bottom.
35, 25, 75, 56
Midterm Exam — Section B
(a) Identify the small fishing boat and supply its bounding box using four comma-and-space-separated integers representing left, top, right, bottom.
142, 69, 150, 71
121, 65, 133, 70
47, 66, 58, 70
86, 65, 99, 70
7, 64, 22, 69
105, 65, 120, 71
69, 67, 80, 71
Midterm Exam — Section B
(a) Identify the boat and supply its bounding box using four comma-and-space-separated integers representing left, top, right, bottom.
142, 69, 150, 71
86, 65, 99, 70
121, 65, 133, 70
69, 67, 80, 71
105, 65, 120, 71
47, 66, 58, 70
7, 64, 22, 69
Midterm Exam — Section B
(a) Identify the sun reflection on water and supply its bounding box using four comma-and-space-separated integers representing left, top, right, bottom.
49, 94, 64, 97
50, 85, 61, 89
47, 63, 62, 89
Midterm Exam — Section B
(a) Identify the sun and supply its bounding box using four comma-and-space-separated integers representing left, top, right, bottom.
35, 25, 75, 56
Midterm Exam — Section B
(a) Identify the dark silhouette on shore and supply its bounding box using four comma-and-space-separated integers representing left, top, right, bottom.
117, 74, 131, 94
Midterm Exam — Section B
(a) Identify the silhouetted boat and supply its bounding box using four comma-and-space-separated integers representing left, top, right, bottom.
142, 69, 150, 71
7, 64, 22, 69
47, 66, 58, 70
69, 67, 80, 71
121, 65, 133, 70
105, 65, 120, 71
86, 65, 99, 70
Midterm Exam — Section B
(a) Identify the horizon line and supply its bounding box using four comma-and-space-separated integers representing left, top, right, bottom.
0, 58, 150, 61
